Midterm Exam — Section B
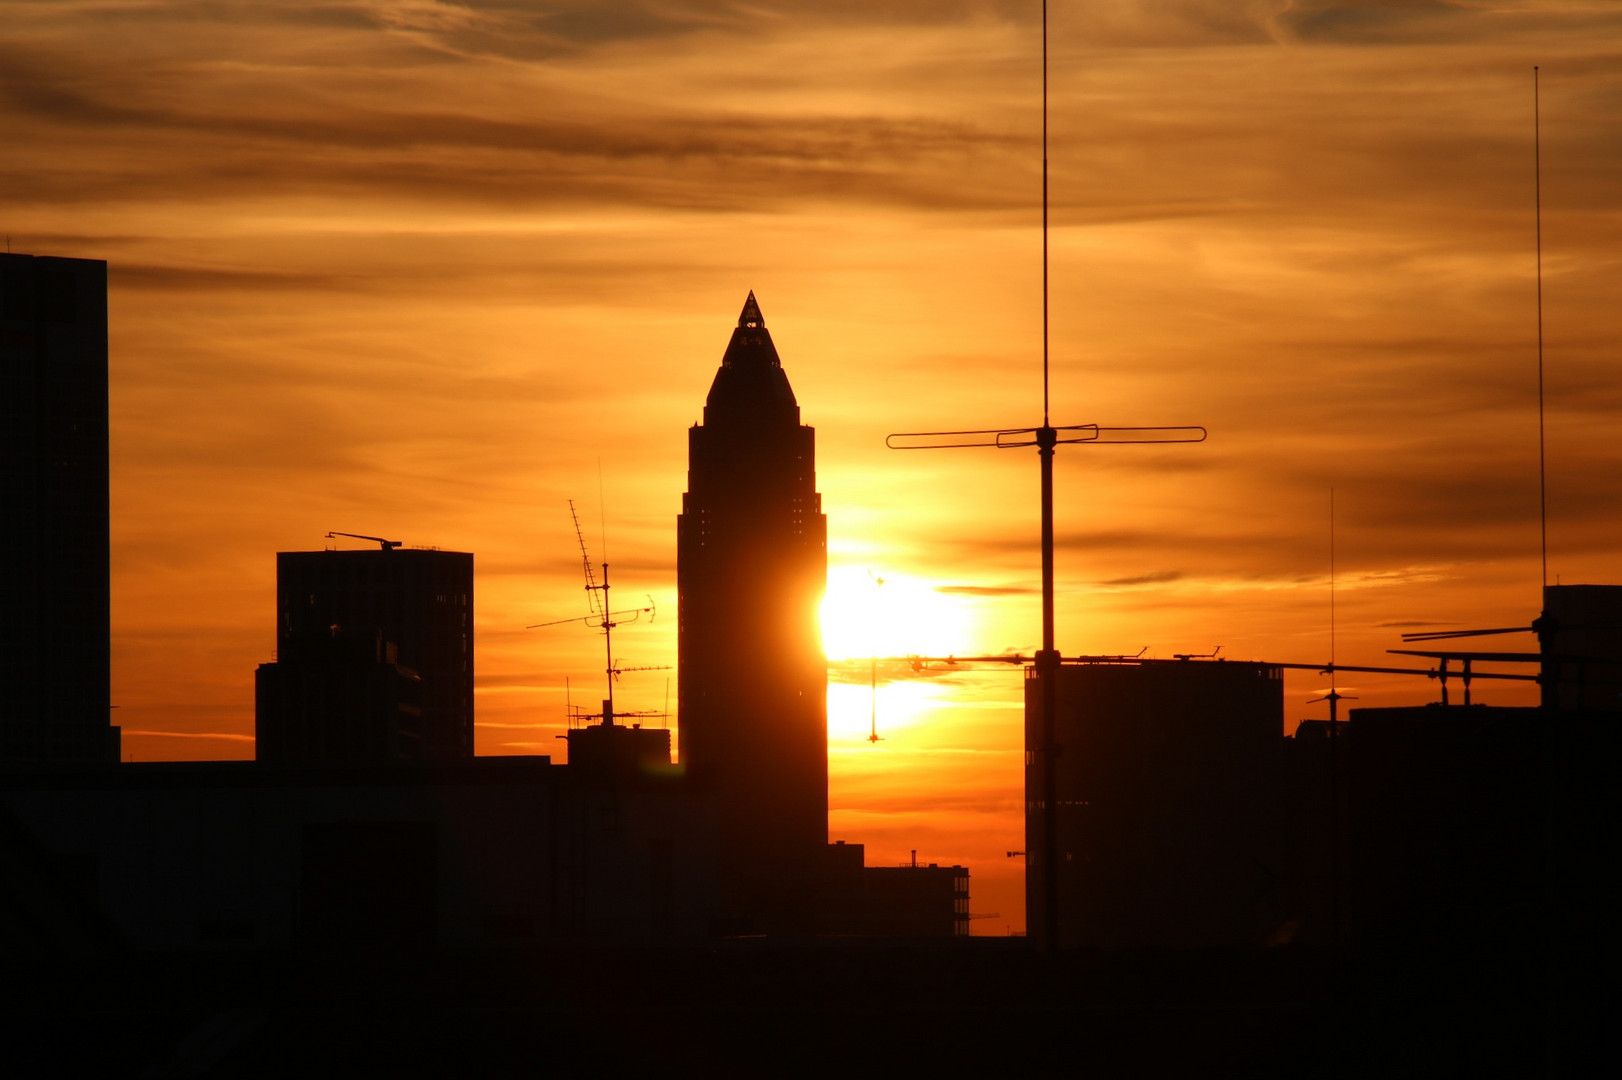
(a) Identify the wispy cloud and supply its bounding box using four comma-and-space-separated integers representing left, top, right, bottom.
1096, 570, 1184, 587
934, 584, 1035, 597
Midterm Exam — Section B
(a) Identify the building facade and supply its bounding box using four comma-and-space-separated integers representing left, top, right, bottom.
1025, 659, 1285, 949
676, 293, 827, 928
1540, 583, 1622, 712
0, 756, 718, 948
257, 548, 473, 761
0, 253, 117, 763
256, 631, 424, 762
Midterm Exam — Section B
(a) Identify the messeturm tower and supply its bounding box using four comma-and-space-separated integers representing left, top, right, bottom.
678, 293, 827, 926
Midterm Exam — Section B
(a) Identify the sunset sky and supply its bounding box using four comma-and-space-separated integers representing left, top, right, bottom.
5, 1, 1618, 931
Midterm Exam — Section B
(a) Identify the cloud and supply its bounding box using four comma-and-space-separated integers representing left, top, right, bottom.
934, 584, 1036, 596
1096, 570, 1184, 587
475, 673, 555, 689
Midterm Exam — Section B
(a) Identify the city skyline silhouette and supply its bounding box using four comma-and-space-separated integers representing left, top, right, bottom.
3, 9, 1618, 1074
3, 4, 1619, 940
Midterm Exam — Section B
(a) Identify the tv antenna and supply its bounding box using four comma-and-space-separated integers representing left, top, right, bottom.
529, 500, 664, 727
884, 1, 1207, 951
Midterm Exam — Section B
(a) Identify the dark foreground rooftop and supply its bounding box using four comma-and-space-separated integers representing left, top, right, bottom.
2, 936, 1600, 1078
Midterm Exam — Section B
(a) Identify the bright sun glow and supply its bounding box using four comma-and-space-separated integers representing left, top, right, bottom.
820, 567, 971, 662
826, 679, 965, 742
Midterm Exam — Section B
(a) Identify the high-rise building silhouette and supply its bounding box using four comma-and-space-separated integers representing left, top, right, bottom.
256, 629, 425, 762
256, 548, 473, 761
1025, 659, 1284, 948
1540, 584, 1622, 711
677, 293, 827, 925
0, 253, 118, 763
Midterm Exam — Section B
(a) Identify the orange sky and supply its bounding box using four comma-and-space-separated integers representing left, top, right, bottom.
5, 1, 1619, 933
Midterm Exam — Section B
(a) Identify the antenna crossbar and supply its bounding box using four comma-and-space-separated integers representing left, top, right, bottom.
526, 599, 654, 631
887, 424, 1206, 450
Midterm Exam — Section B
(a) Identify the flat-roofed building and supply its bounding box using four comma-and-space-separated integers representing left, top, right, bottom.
0, 253, 116, 763
1026, 659, 1285, 949
259, 547, 472, 761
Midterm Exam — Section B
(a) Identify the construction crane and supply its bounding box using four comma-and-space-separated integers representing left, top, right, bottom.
326, 531, 401, 551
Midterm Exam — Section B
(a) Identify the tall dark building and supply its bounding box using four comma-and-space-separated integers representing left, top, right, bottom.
0, 253, 117, 763
677, 293, 827, 925
256, 630, 424, 762
256, 548, 473, 761
1026, 659, 1285, 949
1540, 583, 1622, 711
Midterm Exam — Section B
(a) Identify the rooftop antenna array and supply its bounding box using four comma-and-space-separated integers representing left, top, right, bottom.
529, 500, 664, 727
1386, 70, 1622, 709
884, 1, 1207, 950
1171, 646, 1222, 661
1396, 71, 1548, 652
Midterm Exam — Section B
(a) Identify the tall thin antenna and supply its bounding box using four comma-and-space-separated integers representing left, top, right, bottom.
1534, 66, 1548, 590
884, 1, 1207, 951
1325, 487, 1345, 949
598, 458, 609, 570
1042, 0, 1050, 426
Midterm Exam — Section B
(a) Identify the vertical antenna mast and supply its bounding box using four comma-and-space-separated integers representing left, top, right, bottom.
1534, 66, 1547, 590
884, 0, 1207, 951
531, 503, 661, 728
1318, 487, 1350, 948
570, 499, 614, 720
1042, 0, 1050, 426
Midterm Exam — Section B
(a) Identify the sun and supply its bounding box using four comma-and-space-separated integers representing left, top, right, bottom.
820, 567, 972, 662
